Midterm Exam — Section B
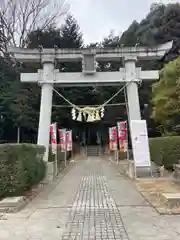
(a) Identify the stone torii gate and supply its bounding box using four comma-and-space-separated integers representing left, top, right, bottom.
8, 41, 173, 162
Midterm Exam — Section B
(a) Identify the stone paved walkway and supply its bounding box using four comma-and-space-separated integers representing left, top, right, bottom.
1, 157, 180, 239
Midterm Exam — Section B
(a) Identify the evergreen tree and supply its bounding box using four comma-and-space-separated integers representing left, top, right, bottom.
60, 15, 83, 49
0, 57, 19, 142
0, 15, 84, 142
152, 57, 180, 135
120, 21, 140, 45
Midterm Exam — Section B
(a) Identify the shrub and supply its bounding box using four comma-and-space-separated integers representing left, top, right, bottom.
0, 144, 46, 198
149, 136, 180, 169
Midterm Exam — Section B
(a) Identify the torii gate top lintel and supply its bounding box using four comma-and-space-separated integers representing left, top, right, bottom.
8, 41, 173, 63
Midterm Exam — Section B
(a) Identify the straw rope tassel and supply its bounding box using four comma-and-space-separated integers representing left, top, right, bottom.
87, 113, 94, 122
95, 110, 100, 121
77, 111, 82, 121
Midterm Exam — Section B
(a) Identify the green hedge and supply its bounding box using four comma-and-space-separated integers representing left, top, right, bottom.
149, 136, 180, 169
0, 144, 46, 198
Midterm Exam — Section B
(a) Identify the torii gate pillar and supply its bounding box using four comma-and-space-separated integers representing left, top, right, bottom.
37, 57, 54, 162
124, 56, 141, 121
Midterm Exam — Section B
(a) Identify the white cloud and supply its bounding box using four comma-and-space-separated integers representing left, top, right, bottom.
67, 0, 180, 44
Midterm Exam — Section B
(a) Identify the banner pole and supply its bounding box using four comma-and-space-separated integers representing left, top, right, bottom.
116, 150, 119, 164
50, 122, 58, 176
126, 121, 129, 161
108, 127, 111, 161
55, 146, 58, 176
65, 129, 67, 167
55, 123, 58, 175
127, 142, 130, 161
70, 130, 74, 162
72, 150, 73, 161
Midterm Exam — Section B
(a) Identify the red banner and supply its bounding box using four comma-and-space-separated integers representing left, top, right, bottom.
66, 130, 72, 151
117, 121, 128, 152
58, 128, 66, 152
109, 126, 117, 151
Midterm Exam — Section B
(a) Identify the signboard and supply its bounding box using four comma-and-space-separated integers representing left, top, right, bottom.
50, 123, 57, 155
58, 128, 66, 152
130, 120, 151, 167
117, 121, 128, 152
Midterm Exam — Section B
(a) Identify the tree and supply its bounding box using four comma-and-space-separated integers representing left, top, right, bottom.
117, 3, 180, 136
0, 56, 18, 142
152, 56, 180, 135
1, 15, 84, 142
59, 15, 83, 49
120, 20, 140, 45
0, 0, 68, 54
26, 28, 62, 49
119, 3, 180, 57
52, 15, 95, 125
102, 31, 121, 48
2, 3, 180, 142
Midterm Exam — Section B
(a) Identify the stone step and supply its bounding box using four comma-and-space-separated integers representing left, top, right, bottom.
161, 193, 180, 208
0, 196, 26, 213
86, 146, 101, 156
136, 167, 157, 178
127, 161, 159, 179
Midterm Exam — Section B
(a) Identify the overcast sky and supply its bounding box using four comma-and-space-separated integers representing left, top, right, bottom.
67, 0, 179, 44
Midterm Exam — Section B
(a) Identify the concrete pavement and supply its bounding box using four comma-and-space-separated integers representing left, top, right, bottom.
1, 157, 180, 239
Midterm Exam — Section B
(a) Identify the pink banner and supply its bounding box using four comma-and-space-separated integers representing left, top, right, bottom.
66, 130, 72, 151
58, 128, 66, 152
108, 127, 112, 150
109, 126, 117, 151
50, 123, 57, 154
117, 121, 128, 152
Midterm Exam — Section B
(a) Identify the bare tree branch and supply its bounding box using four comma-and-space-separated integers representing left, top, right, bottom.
0, 0, 68, 54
